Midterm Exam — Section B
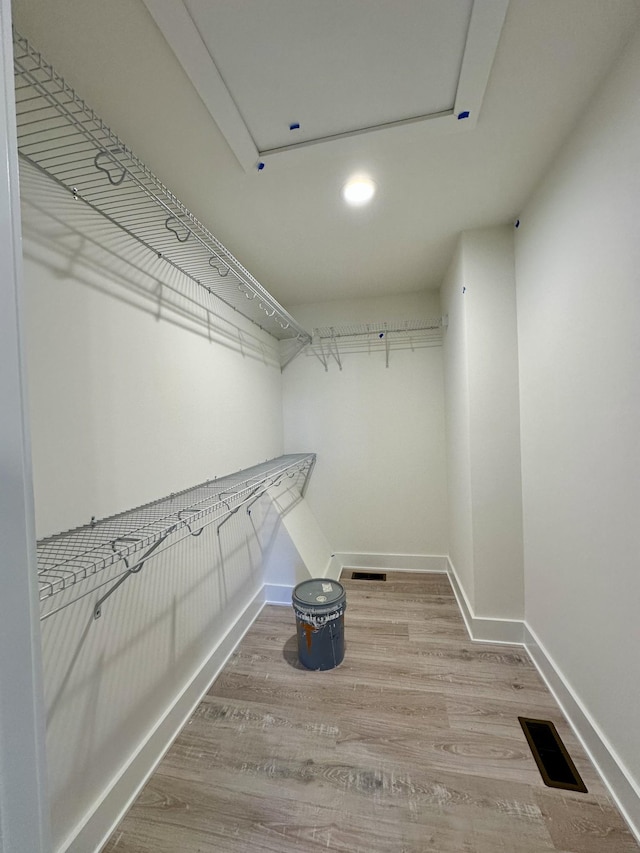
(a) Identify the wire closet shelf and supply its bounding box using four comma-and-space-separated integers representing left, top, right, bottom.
311, 318, 444, 369
36, 453, 316, 620
12, 29, 311, 349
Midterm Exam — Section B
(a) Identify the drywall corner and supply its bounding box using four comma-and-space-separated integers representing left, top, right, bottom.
261, 490, 334, 588
447, 558, 524, 645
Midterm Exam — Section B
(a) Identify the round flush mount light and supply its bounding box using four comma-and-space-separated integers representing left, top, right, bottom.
342, 176, 376, 206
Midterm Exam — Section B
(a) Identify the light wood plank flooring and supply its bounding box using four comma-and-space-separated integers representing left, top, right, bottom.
103, 572, 638, 852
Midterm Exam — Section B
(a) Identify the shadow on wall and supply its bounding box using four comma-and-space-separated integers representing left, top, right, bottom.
39, 488, 289, 847
19, 161, 278, 367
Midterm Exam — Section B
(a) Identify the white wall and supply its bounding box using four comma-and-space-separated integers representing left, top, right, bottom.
515, 21, 640, 808
20, 162, 288, 851
262, 475, 335, 597
440, 243, 474, 600
283, 291, 448, 560
0, 3, 50, 848
441, 226, 524, 623
23, 168, 283, 539
465, 227, 524, 618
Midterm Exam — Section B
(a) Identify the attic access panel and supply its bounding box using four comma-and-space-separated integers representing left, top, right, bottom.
143, 0, 510, 170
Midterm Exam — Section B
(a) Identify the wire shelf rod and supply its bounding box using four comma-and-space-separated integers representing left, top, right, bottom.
37, 454, 316, 614
13, 29, 310, 346
21, 157, 264, 327
41, 462, 314, 619
308, 319, 444, 367
41, 461, 308, 621
313, 318, 444, 339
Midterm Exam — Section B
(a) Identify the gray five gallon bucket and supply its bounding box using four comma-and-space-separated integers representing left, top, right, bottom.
292, 579, 346, 671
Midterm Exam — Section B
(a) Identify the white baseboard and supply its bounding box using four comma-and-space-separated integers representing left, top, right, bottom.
65, 588, 266, 853
265, 554, 447, 603
334, 552, 448, 574
446, 558, 524, 645
263, 583, 294, 606
62, 567, 640, 853
264, 555, 342, 604
524, 624, 640, 845
447, 561, 639, 841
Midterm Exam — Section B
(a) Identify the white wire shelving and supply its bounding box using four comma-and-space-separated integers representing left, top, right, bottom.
36, 453, 316, 620
309, 318, 445, 369
12, 29, 311, 361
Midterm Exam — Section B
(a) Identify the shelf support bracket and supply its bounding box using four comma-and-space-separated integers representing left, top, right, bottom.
329, 329, 342, 371
93, 533, 170, 619
216, 485, 263, 536
300, 457, 316, 498
316, 335, 329, 371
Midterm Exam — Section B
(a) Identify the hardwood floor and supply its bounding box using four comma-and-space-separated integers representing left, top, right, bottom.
103, 572, 638, 852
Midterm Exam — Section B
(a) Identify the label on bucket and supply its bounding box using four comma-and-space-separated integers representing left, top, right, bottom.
316, 595, 327, 602
299, 608, 344, 628
322, 583, 333, 592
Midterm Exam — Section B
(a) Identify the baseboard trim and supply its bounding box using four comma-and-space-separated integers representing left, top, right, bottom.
264, 583, 294, 606
61, 567, 640, 852
264, 555, 342, 603
266, 555, 447, 602
64, 587, 266, 853
334, 552, 448, 574
524, 623, 640, 845
446, 558, 524, 645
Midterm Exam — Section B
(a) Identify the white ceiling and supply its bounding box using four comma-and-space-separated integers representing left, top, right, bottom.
11, 0, 640, 309
187, 0, 472, 150
143, 0, 508, 163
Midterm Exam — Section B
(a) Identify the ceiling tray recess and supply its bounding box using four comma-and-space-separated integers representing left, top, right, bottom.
143, 0, 510, 171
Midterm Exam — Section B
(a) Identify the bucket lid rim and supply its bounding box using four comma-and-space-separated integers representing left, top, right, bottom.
292, 578, 345, 607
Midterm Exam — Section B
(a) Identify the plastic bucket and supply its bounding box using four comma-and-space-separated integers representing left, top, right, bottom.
292, 579, 347, 670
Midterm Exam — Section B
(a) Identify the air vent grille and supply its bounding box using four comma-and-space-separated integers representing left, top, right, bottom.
519, 717, 587, 792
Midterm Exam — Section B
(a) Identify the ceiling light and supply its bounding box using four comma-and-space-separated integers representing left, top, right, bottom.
342, 176, 376, 206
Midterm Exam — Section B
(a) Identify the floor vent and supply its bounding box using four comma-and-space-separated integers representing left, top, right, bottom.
518, 717, 588, 792
350, 572, 387, 581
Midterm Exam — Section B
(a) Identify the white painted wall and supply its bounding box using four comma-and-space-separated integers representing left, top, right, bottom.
515, 21, 640, 802
440, 242, 474, 602
283, 292, 448, 559
20, 162, 289, 851
464, 227, 524, 619
441, 226, 524, 622
22, 168, 284, 539
0, 3, 50, 849
261, 474, 335, 601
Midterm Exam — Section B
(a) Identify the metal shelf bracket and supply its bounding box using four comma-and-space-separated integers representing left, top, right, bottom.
93, 534, 167, 619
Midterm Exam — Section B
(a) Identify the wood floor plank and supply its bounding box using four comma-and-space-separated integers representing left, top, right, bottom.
535, 789, 640, 852
102, 573, 638, 852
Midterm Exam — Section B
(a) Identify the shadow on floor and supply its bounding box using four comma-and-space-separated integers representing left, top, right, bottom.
282, 633, 308, 670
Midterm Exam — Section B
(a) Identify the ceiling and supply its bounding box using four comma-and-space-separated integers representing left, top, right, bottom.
11, 0, 640, 310
142, 0, 508, 164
